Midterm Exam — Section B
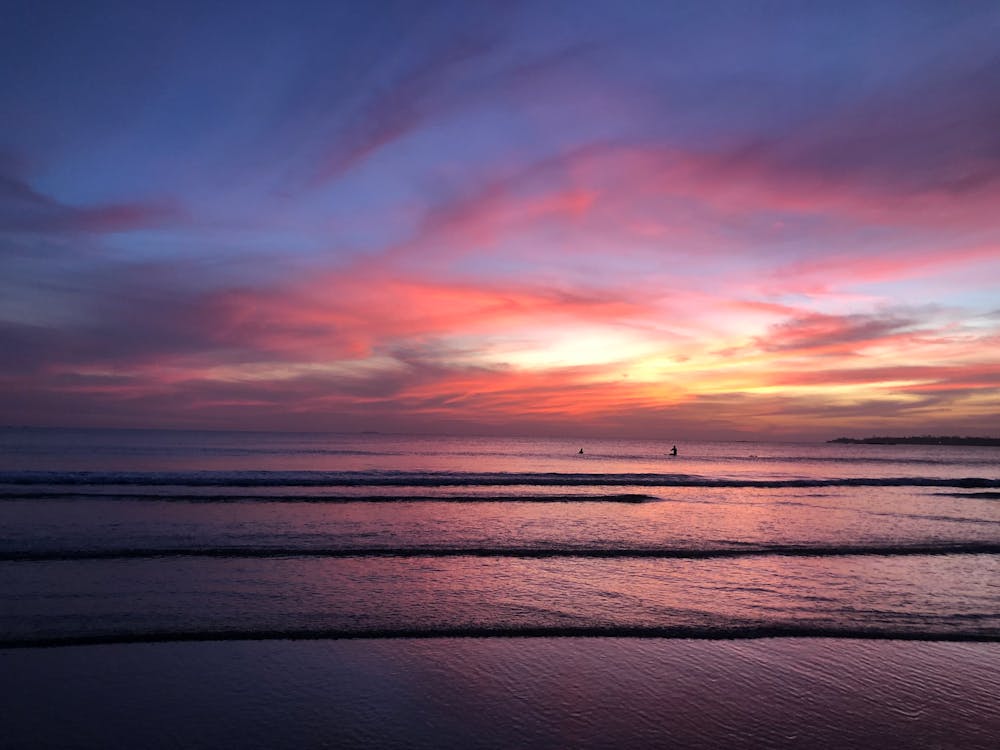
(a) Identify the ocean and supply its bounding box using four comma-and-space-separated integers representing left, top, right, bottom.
2, 428, 998, 748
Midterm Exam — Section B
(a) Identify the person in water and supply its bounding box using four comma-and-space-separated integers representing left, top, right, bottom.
579, 448, 584, 454
670, 445, 677, 456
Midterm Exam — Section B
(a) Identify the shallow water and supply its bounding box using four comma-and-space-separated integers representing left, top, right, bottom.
3, 431, 998, 644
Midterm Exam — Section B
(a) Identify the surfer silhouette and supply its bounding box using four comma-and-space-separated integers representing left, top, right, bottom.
670, 445, 677, 456
579, 448, 584, 454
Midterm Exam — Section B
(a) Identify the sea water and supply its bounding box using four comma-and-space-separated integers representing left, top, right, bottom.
1, 428, 998, 747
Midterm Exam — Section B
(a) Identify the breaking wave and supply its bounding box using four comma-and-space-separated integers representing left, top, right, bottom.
5, 624, 999, 649
2, 470, 999, 489
6, 541, 999, 562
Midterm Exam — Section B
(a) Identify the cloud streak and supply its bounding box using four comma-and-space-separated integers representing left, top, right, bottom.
0, 169, 176, 236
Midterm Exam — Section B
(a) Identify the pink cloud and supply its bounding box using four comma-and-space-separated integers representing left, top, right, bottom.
350, 141, 1000, 299
202, 272, 649, 362
764, 363, 1000, 389
766, 243, 1000, 293
753, 311, 924, 356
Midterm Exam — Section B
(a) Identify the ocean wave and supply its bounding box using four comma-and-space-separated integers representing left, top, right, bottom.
5, 542, 999, 562
0, 491, 655, 503
937, 492, 1000, 500
3, 624, 998, 649
1, 470, 998, 489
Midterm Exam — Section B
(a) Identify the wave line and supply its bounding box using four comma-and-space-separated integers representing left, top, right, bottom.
0, 492, 654, 504
5, 542, 1000, 562
2, 471, 999, 489
4, 625, 998, 649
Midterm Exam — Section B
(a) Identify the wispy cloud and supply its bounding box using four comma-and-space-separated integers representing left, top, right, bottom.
0, 167, 177, 236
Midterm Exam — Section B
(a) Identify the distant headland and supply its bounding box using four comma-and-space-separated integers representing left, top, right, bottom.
829, 436, 1000, 446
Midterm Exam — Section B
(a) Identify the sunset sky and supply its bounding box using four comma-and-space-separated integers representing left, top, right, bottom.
2, 0, 999, 439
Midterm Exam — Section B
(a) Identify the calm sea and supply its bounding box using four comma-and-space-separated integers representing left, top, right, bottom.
2, 428, 998, 748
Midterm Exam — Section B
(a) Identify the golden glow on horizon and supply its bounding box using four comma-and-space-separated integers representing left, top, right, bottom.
496, 325, 659, 370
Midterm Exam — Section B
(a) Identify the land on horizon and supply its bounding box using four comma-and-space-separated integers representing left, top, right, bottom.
829, 436, 1000, 446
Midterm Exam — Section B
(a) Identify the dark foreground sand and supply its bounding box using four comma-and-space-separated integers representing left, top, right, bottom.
2, 638, 998, 749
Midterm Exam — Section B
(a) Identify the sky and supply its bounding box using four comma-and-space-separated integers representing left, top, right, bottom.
2, 0, 999, 439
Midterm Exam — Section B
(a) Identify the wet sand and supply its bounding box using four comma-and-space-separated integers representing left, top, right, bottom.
3, 638, 998, 749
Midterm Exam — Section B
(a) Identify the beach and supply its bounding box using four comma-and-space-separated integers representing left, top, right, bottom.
2, 428, 998, 747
